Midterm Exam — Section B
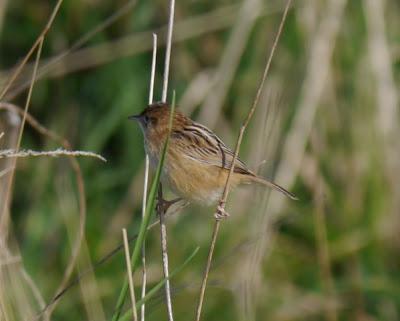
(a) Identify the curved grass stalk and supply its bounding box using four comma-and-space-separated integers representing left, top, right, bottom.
194, 1, 293, 320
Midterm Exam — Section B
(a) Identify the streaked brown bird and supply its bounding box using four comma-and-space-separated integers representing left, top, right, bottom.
129, 102, 296, 218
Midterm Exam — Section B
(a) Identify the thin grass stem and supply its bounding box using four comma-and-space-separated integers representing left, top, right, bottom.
161, 0, 175, 103
0, 148, 106, 162
194, 1, 293, 320
0, 37, 44, 236
0, 103, 89, 321
120, 247, 199, 321
149, 33, 158, 105
159, 1, 176, 320
111, 93, 176, 321
140, 32, 158, 321
0, 0, 63, 99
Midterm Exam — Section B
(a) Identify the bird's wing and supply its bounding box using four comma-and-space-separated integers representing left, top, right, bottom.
171, 122, 252, 175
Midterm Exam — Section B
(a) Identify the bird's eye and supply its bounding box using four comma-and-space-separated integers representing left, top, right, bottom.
144, 115, 150, 125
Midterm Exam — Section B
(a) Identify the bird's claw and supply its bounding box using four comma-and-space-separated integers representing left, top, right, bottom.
157, 197, 182, 214
215, 205, 230, 220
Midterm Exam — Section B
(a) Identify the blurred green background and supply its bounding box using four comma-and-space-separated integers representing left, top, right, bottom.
1, 0, 400, 320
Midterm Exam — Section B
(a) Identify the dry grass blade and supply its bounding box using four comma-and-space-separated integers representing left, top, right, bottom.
0, 103, 89, 319
194, 220, 220, 321
194, 1, 293, 320
161, 0, 175, 103
240, 1, 347, 319
0, 149, 106, 162
0, 167, 14, 178
15, 39, 43, 151
233, 80, 282, 319
1, 45, 44, 317
157, 186, 173, 321
148, 34, 158, 105
0, 103, 67, 144
0, 37, 44, 237
237, 1, 348, 319
20, 269, 46, 316
0, 0, 63, 99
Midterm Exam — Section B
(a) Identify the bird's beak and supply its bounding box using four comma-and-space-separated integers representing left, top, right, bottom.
128, 114, 141, 121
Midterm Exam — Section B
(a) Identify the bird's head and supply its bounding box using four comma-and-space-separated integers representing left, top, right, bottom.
129, 101, 173, 137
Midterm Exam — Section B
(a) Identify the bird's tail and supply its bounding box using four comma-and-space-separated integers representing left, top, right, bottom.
248, 175, 298, 200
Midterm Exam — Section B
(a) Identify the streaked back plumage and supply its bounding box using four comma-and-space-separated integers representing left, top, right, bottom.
134, 102, 297, 203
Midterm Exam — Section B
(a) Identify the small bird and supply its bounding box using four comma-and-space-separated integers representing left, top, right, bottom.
129, 102, 296, 218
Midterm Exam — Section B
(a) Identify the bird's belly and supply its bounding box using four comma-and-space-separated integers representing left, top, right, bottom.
164, 156, 227, 205
170, 181, 224, 205
145, 146, 235, 205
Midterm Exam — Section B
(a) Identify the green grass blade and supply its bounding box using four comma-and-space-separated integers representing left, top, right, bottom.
120, 246, 200, 321
112, 93, 176, 321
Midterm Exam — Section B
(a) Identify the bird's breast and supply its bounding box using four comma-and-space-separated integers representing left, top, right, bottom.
143, 139, 239, 205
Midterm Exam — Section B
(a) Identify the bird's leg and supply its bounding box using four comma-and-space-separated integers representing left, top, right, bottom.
158, 197, 182, 213
156, 184, 182, 214
215, 202, 230, 220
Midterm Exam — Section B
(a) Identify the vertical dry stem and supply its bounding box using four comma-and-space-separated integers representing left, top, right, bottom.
148, 34, 158, 105
194, 1, 292, 320
194, 219, 221, 321
158, 187, 174, 321
159, 1, 176, 320
0, 38, 43, 238
140, 33, 158, 321
161, 0, 175, 103
0, 0, 64, 244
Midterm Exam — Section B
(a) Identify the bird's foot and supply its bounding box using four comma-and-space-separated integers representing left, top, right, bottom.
157, 197, 182, 214
215, 204, 230, 220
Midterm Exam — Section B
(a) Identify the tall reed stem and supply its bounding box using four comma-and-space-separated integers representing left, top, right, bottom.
194, 1, 293, 320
